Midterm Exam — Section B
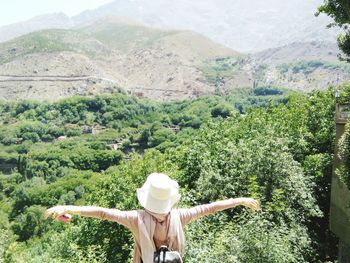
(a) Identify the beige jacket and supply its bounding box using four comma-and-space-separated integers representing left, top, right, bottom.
80, 198, 237, 263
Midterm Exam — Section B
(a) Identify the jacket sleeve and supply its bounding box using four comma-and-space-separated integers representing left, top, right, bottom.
178, 198, 237, 225
77, 206, 138, 230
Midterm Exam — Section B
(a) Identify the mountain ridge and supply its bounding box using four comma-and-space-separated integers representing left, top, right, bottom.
0, 17, 238, 101
0, 13, 74, 43
0, 17, 347, 102
0, 0, 339, 53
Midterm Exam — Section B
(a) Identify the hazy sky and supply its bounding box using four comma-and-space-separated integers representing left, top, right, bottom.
0, 0, 114, 26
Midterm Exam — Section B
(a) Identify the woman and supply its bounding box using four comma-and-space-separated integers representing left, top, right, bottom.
45, 172, 260, 263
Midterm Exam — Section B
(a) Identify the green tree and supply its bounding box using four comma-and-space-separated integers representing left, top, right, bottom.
317, 0, 350, 61
10, 205, 47, 241
210, 103, 233, 118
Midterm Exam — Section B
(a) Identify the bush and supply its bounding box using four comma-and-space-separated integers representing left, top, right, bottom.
10, 205, 48, 241
67, 127, 82, 137
210, 103, 233, 118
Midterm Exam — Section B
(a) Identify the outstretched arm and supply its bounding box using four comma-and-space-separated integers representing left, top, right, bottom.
44, 205, 138, 229
231, 197, 260, 211
179, 197, 260, 225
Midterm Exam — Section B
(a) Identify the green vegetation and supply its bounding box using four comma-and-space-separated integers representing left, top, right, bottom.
252, 63, 268, 81
0, 21, 181, 64
198, 56, 244, 86
0, 85, 343, 262
277, 60, 350, 76
339, 133, 350, 188
0, 29, 102, 64
317, 0, 350, 61
80, 22, 177, 52
338, 113, 350, 189
225, 86, 293, 114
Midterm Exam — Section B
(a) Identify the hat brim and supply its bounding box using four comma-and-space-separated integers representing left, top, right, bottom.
137, 187, 174, 214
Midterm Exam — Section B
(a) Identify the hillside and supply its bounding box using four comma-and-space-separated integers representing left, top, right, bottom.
0, 13, 73, 43
199, 41, 350, 93
252, 41, 340, 65
73, 0, 339, 53
247, 42, 350, 91
0, 0, 339, 53
0, 17, 238, 101
0, 17, 349, 101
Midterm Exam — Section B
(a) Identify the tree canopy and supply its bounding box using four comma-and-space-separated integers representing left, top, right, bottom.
0, 86, 341, 262
317, 0, 350, 61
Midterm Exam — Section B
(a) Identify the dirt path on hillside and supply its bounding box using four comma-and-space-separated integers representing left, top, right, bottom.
0, 75, 116, 83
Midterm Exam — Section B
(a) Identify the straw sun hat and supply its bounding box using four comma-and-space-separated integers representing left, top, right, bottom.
137, 173, 181, 214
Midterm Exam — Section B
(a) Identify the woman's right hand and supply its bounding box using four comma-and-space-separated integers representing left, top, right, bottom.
234, 197, 260, 212
44, 205, 71, 222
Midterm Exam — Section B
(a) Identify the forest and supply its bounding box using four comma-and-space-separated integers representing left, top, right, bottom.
0, 84, 347, 262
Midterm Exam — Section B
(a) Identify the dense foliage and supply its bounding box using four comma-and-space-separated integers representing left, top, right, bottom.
317, 0, 350, 61
338, 122, 350, 189
0, 85, 342, 262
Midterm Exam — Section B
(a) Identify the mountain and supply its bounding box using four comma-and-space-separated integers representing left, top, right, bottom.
255, 42, 350, 91
73, 0, 339, 52
0, 17, 238, 101
219, 41, 350, 92
0, 13, 73, 43
0, 0, 339, 53
0, 17, 348, 101
252, 41, 340, 65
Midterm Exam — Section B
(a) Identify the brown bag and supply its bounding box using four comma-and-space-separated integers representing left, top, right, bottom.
153, 246, 183, 263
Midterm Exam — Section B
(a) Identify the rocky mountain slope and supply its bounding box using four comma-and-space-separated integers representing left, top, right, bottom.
0, 17, 237, 101
0, 13, 73, 43
240, 41, 350, 91
0, 17, 348, 101
74, 0, 339, 53
193, 41, 350, 93
0, 0, 339, 53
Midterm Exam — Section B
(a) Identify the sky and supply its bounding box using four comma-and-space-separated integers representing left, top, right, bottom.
0, 0, 114, 27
